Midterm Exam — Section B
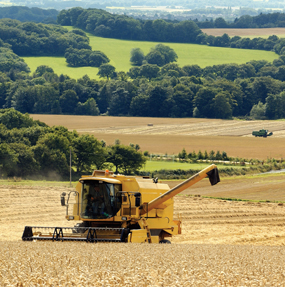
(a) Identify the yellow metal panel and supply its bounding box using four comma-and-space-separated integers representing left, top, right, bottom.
145, 218, 179, 234
129, 229, 148, 243
150, 236, 160, 244
79, 177, 121, 184
137, 181, 169, 190
156, 209, 164, 217
122, 207, 137, 216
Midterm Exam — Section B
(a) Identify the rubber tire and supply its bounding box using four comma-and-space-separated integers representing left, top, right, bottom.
160, 239, 171, 244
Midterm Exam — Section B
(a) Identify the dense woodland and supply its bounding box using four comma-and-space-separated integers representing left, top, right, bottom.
58, 8, 285, 54
0, 10, 285, 119
0, 108, 146, 178
197, 12, 285, 28
1, 53, 285, 119
0, 19, 91, 56
0, 6, 58, 23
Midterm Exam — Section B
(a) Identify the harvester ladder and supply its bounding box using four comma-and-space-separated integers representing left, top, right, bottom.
141, 218, 152, 243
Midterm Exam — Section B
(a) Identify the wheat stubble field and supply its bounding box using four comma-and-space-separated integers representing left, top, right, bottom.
202, 27, 285, 38
1, 172, 285, 286
31, 114, 285, 160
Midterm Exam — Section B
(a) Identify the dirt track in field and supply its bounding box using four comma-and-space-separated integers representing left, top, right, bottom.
202, 27, 285, 37
31, 115, 285, 159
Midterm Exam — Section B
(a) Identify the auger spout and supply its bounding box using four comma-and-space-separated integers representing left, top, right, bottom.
140, 164, 220, 215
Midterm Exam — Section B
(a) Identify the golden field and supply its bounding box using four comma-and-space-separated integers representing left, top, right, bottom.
31, 115, 285, 160
1, 173, 285, 286
1, 242, 285, 286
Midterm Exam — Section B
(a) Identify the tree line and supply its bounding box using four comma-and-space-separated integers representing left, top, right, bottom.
57, 7, 202, 43
0, 109, 146, 179
0, 19, 91, 56
197, 12, 285, 29
0, 19, 111, 68
0, 6, 58, 24
1, 12, 285, 71
1, 54, 285, 119
57, 8, 285, 55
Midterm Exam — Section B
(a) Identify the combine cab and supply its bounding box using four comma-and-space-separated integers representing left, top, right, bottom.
22, 164, 220, 243
252, 129, 273, 137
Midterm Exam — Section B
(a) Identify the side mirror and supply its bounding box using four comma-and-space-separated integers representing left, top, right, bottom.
61, 192, 66, 206
134, 192, 141, 207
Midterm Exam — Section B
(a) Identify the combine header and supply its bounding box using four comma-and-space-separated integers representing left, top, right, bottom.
22, 164, 220, 243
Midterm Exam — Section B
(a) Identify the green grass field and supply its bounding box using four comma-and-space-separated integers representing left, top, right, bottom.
141, 160, 245, 171
23, 27, 279, 79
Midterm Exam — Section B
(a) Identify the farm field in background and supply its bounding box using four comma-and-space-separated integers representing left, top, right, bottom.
31, 114, 285, 160
202, 27, 285, 38
23, 30, 278, 79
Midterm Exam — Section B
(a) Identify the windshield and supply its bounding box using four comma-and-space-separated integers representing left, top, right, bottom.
81, 181, 122, 219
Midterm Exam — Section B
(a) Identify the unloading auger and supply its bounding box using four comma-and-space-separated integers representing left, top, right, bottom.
22, 164, 220, 243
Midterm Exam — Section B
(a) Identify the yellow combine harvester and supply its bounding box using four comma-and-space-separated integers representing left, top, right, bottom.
22, 164, 219, 243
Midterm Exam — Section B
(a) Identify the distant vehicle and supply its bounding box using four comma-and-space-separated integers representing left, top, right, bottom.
252, 129, 273, 137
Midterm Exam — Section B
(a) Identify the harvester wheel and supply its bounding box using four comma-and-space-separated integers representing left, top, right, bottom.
160, 239, 171, 244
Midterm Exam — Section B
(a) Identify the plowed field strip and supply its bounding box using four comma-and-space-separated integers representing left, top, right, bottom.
201, 28, 285, 37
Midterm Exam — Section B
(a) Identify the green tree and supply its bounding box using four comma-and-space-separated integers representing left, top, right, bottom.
59, 89, 78, 114
145, 50, 165, 66
130, 48, 144, 66
148, 86, 169, 117
209, 150, 215, 160
0, 108, 38, 129
222, 151, 229, 161
250, 101, 266, 119
0, 143, 18, 177
89, 51, 110, 67
75, 98, 100, 116
33, 65, 54, 77
197, 150, 204, 159
33, 133, 71, 177
9, 143, 38, 177
140, 64, 160, 80
130, 94, 150, 116
108, 88, 130, 116
215, 151, 222, 160
97, 64, 116, 79
212, 92, 232, 119
72, 134, 107, 173
145, 44, 178, 66
107, 144, 146, 174
178, 148, 187, 160
194, 87, 217, 118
